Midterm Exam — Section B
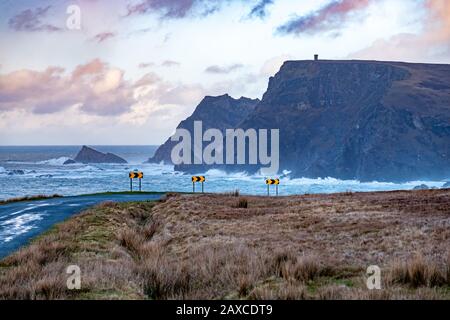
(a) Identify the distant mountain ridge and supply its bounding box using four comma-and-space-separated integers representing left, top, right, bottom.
149, 59, 450, 182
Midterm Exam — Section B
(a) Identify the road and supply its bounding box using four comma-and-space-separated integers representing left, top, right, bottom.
0, 193, 163, 259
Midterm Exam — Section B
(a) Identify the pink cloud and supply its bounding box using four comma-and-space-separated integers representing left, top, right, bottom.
0, 59, 208, 117
71, 59, 106, 80
0, 60, 156, 116
350, 0, 450, 63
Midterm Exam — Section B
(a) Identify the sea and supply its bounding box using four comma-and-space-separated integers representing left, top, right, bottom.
0, 145, 447, 200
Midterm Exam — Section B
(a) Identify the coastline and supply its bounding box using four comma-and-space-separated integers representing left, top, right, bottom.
1, 189, 449, 300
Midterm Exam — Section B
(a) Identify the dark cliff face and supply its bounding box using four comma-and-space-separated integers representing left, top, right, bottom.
151, 60, 450, 182
240, 60, 450, 182
74, 146, 127, 164
147, 94, 260, 164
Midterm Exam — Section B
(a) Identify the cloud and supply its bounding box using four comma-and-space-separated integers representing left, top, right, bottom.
277, 0, 372, 36
248, 0, 273, 19
72, 59, 106, 80
161, 60, 181, 67
204, 64, 244, 74
138, 61, 180, 69
138, 62, 155, 69
125, 0, 278, 22
259, 54, 293, 77
126, 0, 257, 19
0, 60, 155, 116
350, 0, 450, 63
0, 58, 210, 119
126, 0, 198, 19
158, 84, 205, 105
92, 32, 116, 43
8, 5, 61, 32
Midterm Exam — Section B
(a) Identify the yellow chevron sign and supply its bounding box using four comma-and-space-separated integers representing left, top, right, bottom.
129, 171, 144, 179
192, 176, 206, 183
265, 178, 280, 185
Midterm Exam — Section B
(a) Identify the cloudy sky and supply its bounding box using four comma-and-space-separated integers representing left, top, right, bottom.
0, 0, 449, 145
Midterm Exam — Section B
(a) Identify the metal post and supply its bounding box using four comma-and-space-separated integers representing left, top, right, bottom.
130, 178, 133, 192
202, 182, 204, 193
139, 178, 141, 192
267, 184, 269, 196
193, 182, 195, 193
276, 184, 278, 196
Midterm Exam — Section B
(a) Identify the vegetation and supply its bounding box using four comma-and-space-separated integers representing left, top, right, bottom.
0, 189, 449, 299
235, 197, 248, 208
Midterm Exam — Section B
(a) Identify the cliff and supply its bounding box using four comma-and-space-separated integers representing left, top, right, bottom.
147, 94, 259, 164
239, 60, 450, 181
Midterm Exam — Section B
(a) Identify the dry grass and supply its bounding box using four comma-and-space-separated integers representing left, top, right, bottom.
234, 197, 248, 209
388, 255, 450, 288
0, 189, 449, 300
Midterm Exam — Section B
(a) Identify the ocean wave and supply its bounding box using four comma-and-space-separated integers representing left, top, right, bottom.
138, 163, 177, 175
203, 169, 255, 179
283, 176, 362, 185
0, 167, 6, 174
37, 157, 72, 166
71, 165, 104, 172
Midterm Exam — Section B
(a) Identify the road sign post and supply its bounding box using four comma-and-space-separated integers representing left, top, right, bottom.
192, 176, 206, 193
129, 171, 144, 192
265, 178, 280, 196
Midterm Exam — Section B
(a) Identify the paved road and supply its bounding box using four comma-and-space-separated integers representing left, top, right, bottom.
0, 193, 163, 259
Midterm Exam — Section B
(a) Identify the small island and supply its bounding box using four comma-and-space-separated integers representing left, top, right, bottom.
73, 146, 127, 164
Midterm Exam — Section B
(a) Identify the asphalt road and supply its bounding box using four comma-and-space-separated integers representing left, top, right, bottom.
0, 193, 163, 259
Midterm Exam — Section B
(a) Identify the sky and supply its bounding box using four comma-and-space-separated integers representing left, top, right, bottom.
0, 0, 449, 145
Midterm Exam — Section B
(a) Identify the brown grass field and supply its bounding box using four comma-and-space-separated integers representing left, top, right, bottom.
0, 189, 449, 300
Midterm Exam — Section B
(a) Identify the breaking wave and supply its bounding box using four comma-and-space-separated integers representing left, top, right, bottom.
37, 157, 72, 165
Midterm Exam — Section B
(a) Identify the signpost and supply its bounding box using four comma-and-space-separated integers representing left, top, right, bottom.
265, 178, 280, 196
192, 176, 206, 193
129, 171, 144, 192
